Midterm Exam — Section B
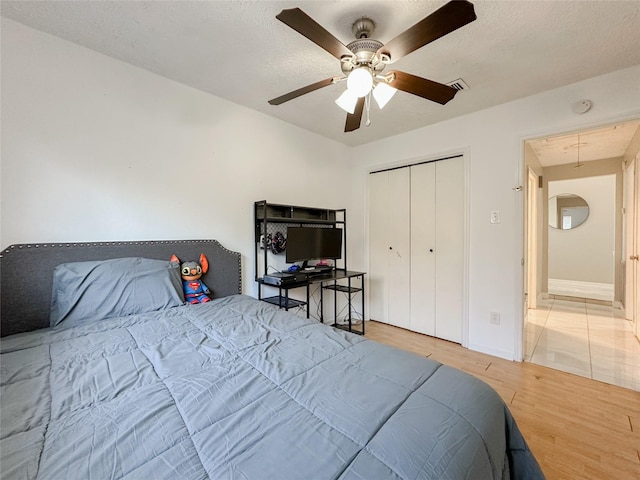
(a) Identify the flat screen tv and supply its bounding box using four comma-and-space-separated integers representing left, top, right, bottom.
286, 227, 342, 267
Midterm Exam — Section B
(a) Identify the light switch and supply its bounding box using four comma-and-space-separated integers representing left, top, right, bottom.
490, 210, 501, 224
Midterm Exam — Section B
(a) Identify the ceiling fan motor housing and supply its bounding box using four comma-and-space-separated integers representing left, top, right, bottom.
347, 39, 383, 60
342, 17, 386, 74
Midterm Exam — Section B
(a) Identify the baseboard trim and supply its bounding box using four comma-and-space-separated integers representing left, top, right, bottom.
548, 278, 613, 301
467, 343, 515, 361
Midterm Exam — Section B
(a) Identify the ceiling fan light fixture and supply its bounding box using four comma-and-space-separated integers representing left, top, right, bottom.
373, 82, 397, 109
347, 67, 373, 97
335, 89, 359, 114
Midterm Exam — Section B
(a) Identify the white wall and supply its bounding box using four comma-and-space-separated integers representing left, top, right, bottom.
3, 18, 640, 361
548, 176, 615, 284
0, 19, 359, 296
353, 65, 640, 360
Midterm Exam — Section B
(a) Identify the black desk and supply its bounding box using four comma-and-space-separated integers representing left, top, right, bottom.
257, 270, 366, 335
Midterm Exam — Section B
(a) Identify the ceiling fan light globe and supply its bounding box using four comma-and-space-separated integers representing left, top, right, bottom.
335, 89, 358, 114
347, 67, 373, 97
373, 82, 397, 109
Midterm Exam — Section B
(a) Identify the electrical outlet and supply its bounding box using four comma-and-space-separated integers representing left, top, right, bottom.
490, 210, 501, 224
489, 311, 501, 325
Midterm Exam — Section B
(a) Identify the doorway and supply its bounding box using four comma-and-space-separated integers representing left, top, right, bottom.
624, 152, 640, 339
522, 119, 640, 391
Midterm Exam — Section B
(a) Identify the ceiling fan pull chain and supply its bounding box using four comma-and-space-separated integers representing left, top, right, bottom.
365, 92, 372, 127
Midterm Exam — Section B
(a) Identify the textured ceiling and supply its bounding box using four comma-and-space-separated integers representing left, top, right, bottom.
1, 0, 639, 148
528, 119, 640, 168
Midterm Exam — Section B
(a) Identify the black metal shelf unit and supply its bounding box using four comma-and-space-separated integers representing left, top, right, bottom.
321, 273, 365, 335
253, 200, 347, 282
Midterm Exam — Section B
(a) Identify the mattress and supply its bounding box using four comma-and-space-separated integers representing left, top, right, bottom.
0, 294, 543, 479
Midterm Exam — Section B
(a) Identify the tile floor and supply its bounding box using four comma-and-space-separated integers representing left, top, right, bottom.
525, 296, 640, 391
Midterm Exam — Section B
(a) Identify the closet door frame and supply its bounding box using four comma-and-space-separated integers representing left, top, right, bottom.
366, 150, 470, 347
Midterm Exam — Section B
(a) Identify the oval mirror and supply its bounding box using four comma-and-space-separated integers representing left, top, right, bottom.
548, 194, 589, 230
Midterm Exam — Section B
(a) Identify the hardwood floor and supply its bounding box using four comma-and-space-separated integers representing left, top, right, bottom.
365, 321, 640, 480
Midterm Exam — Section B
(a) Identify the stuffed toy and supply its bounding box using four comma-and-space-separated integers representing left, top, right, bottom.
170, 254, 212, 304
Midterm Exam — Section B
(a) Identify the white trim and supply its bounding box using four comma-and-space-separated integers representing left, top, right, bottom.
462, 147, 471, 349
548, 278, 614, 301
467, 342, 515, 361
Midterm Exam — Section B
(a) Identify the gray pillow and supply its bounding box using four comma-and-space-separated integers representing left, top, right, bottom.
50, 257, 185, 328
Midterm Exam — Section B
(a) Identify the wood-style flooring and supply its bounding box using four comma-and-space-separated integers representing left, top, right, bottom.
365, 320, 640, 480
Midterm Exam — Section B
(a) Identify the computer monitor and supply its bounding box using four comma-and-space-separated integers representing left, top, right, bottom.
285, 227, 342, 267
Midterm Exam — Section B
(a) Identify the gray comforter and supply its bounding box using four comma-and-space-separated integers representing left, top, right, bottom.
1, 295, 544, 479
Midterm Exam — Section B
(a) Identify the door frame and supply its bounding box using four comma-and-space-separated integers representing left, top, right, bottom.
623, 154, 636, 323
521, 167, 540, 357
527, 167, 539, 310
517, 115, 640, 360
626, 152, 640, 338
635, 152, 640, 339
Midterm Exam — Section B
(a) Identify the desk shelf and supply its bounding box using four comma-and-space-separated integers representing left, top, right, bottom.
332, 322, 363, 334
323, 285, 362, 294
261, 296, 306, 309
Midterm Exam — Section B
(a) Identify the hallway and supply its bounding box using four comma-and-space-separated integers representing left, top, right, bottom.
525, 296, 640, 391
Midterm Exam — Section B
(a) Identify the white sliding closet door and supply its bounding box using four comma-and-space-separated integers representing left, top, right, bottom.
369, 156, 464, 342
432, 158, 464, 342
410, 162, 436, 335
368, 168, 411, 328
388, 169, 411, 328
368, 172, 389, 325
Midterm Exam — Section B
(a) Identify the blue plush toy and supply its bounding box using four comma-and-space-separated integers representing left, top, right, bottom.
170, 254, 211, 304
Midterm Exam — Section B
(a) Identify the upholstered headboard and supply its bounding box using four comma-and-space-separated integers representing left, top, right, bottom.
0, 240, 242, 337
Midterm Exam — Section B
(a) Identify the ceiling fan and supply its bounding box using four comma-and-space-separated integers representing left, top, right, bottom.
268, 0, 477, 132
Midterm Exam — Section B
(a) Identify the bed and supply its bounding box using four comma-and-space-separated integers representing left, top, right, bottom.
0, 239, 544, 479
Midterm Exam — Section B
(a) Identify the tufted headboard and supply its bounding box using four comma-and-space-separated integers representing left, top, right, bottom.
0, 239, 242, 337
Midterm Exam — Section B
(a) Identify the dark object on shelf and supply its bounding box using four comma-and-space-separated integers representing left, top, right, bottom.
262, 272, 297, 286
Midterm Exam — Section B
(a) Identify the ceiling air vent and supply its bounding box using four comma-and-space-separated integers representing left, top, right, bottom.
446, 78, 469, 91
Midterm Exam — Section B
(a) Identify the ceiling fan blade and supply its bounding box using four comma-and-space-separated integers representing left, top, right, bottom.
345, 97, 365, 132
388, 70, 458, 105
276, 8, 352, 60
378, 0, 476, 63
268, 77, 337, 105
